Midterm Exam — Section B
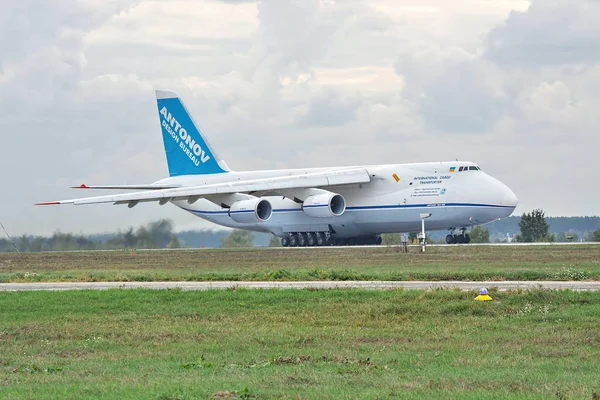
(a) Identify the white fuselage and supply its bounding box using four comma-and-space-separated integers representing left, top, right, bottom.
156, 161, 517, 238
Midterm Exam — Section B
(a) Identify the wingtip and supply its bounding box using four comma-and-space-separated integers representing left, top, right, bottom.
35, 201, 61, 206
72, 184, 89, 189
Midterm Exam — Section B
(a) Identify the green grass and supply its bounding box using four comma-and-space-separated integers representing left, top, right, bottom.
1, 245, 599, 283
1, 289, 599, 399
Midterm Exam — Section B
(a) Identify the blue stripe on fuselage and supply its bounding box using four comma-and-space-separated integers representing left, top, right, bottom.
181, 202, 513, 216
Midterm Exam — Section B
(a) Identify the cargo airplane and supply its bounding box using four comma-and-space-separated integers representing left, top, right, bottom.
37, 90, 518, 246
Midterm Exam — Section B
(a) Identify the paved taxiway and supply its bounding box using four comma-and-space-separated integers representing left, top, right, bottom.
1, 281, 599, 291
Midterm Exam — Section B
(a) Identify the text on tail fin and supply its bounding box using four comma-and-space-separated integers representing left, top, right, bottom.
156, 90, 228, 176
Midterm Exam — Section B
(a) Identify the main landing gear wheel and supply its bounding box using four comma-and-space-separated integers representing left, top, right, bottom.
445, 234, 454, 244
281, 236, 290, 247
307, 232, 316, 246
456, 234, 465, 244
289, 234, 298, 247
298, 233, 307, 247
464, 234, 471, 244
316, 232, 325, 246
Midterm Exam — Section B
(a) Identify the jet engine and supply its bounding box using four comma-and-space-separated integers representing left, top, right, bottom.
228, 198, 272, 223
302, 193, 346, 218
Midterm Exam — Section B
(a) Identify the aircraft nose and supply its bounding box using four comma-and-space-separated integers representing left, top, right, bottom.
502, 186, 518, 208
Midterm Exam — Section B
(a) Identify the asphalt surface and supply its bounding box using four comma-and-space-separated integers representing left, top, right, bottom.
1, 281, 599, 291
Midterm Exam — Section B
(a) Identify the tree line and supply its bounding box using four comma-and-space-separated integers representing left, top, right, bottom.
2, 212, 600, 252
0, 220, 268, 252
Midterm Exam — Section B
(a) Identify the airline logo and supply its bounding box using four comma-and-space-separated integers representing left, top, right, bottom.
159, 106, 210, 167
449, 166, 456, 172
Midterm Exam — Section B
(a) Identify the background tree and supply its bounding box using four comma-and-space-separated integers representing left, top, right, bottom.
222, 230, 254, 248
166, 236, 181, 249
518, 209, 549, 242
408, 232, 418, 244
590, 228, 600, 242
148, 219, 175, 248
469, 226, 490, 243
381, 233, 401, 245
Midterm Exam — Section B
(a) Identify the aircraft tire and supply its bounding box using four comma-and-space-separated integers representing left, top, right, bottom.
281, 237, 290, 247
464, 234, 471, 244
445, 234, 454, 244
457, 234, 465, 244
316, 233, 325, 246
375, 235, 382, 245
289, 234, 298, 247
298, 233, 307, 247
307, 233, 316, 247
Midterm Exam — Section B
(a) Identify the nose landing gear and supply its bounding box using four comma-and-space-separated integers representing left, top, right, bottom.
445, 228, 471, 244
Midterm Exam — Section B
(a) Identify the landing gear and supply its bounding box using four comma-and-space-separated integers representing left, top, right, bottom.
446, 228, 471, 244
307, 232, 316, 246
282, 232, 382, 247
298, 233, 307, 247
316, 232, 326, 246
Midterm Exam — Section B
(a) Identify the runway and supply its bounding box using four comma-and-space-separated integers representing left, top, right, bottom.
50, 241, 600, 253
1, 281, 600, 291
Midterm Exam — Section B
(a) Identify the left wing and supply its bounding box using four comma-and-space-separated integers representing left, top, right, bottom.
36, 168, 371, 207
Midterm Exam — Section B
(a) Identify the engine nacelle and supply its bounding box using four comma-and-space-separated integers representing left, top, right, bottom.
228, 198, 272, 223
302, 193, 346, 218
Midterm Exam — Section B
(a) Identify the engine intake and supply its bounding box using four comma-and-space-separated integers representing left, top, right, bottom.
228, 198, 272, 223
302, 193, 346, 218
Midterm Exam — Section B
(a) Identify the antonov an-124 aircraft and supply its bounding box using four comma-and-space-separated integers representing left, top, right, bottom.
37, 90, 518, 246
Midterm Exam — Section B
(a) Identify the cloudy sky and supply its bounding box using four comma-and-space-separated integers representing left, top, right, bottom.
1, 0, 598, 235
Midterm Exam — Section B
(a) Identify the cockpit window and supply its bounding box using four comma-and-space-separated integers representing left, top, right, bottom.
456, 165, 482, 172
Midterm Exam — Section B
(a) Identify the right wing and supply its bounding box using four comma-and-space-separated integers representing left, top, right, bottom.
36, 168, 371, 207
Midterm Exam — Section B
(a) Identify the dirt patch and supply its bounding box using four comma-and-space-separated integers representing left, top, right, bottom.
212, 391, 236, 399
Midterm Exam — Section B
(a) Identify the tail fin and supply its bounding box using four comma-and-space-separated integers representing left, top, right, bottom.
156, 90, 229, 176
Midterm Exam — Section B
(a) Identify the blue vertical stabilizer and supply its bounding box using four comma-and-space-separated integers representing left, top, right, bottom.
156, 90, 229, 176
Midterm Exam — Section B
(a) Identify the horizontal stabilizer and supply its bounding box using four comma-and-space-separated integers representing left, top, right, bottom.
71, 184, 181, 190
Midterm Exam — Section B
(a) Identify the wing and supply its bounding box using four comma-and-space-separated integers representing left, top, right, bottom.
36, 168, 371, 206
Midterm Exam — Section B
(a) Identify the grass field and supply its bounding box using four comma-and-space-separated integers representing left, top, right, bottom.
1, 289, 599, 399
1, 245, 599, 283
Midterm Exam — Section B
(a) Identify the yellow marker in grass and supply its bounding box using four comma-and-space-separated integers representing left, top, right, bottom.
475, 288, 492, 301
